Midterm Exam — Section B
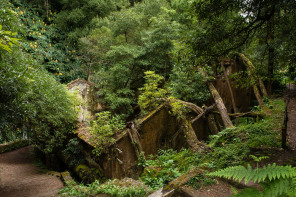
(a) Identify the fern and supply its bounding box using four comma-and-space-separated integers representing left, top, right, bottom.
209, 164, 296, 197
260, 178, 290, 197
209, 163, 296, 184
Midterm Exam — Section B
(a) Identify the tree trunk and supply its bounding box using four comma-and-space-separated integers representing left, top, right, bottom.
198, 67, 234, 128
87, 63, 92, 82
221, 60, 239, 124
237, 53, 265, 107
126, 122, 143, 160
207, 113, 219, 135
267, 9, 275, 95
253, 85, 264, 108
45, 0, 49, 19
183, 120, 205, 153
238, 53, 268, 97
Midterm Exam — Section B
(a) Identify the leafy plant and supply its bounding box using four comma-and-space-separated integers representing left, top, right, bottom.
60, 179, 151, 197
63, 138, 85, 167
139, 149, 200, 189
186, 174, 216, 189
89, 111, 124, 156
209, 163, 296, 197
0, 24, 20, 53
0, 46, 78, 153
138, 71, 168, 115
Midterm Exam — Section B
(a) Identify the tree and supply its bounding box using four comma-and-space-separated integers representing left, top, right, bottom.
82, 0, 178, 115
183, 0, 296, 93
55, 0, 130, 41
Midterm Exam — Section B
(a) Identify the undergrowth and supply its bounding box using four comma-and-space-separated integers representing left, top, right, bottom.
138, 149, 201, 190
59, 179, 151, 197
186, 174, 216, 189
89, 111, 125, 156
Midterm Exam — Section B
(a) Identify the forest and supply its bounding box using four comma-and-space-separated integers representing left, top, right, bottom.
1, 0, 296, 196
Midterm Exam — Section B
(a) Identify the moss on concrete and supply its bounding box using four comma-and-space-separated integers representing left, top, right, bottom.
0, 139, 29, 154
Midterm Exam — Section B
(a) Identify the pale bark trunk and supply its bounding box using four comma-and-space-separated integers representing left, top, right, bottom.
198, 67, 234, 128
87, 63, 92, 82
253, 85, 264, 108
238, 53, 268, 97
208, 83, 234, 128
127, 122, 142, 160
183, 120, 204, 153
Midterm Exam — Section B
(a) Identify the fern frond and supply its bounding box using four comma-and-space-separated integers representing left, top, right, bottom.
286, 177, 296, 197
243, 164, 253, 183
261, 178, 291, 197
209, 163, 296, 184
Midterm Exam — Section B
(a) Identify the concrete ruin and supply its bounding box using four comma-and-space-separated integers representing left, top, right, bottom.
64, 59, 255, 181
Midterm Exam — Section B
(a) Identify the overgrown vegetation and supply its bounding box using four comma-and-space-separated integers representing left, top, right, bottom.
59, 179, 151, 197
0, 0, 78, 153
138, 149, 200, 189
89, 111, 125, 156
1, 0, 294, 196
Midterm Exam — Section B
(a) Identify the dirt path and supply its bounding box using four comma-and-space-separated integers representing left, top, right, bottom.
286, 83, 296, 150
0, 146, 63, 197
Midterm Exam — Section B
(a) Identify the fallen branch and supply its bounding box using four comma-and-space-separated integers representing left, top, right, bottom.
198, 67, 234, 128
213, 111, 265, 119
126, 121, 143, 160
191, 104, 216, 124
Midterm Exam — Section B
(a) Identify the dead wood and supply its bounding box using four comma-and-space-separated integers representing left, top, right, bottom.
126, 121, 143, 160
253, 85, 264, 108
213, 111, 265, 119
198, 67, 234, 128
238, 53, 268, 99
191, 104, 216, 124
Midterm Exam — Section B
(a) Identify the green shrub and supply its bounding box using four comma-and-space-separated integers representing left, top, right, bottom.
168, 65, 211, 103
138, 71, 168, 115
204, 118, 281, 169
0, 48, 78, 153
60, 179, 151, 197
89, 111, 124, 156
0, 139, 29, 153
186, 174, 216, 189
139, 149, 200, 189
10, 0, 85, 82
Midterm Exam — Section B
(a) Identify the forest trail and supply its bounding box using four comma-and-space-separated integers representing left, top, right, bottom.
0, 146, 63, 197
287, 83, 296, 150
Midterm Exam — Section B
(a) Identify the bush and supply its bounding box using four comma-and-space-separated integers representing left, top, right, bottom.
60, 179, 151, 197
0, 49, 78, 153
139, 149, 200, 189
204, 118, 281, 169
89, 111, 124, 156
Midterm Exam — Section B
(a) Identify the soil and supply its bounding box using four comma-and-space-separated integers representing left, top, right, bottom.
0, 146, 63, 197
